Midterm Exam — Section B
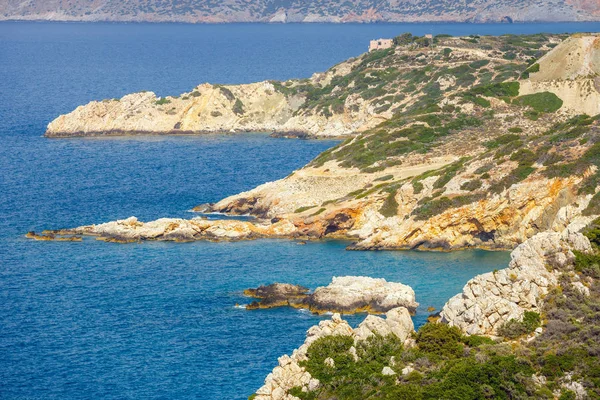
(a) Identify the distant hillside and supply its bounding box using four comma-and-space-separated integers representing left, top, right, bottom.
1, 0, 599, 23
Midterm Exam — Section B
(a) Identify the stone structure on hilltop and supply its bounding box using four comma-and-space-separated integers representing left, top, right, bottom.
369, 38, 393, 51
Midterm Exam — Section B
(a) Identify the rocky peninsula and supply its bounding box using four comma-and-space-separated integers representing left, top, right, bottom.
38, 34, 600, 253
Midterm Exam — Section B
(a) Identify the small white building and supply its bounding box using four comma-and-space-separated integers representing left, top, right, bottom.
369, 38, 393, 52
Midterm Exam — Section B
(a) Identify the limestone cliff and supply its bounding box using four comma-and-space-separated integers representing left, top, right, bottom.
45, 57, 382, 138
441, 224, 594, 335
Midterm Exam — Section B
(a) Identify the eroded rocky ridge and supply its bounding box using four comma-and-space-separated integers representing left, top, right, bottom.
441, 222, 594, 335
2, 0, 599, 23
254, 308, 414, 400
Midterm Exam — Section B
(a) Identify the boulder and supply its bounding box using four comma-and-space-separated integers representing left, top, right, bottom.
307, 276, 418, 314
353, 307, 414, 342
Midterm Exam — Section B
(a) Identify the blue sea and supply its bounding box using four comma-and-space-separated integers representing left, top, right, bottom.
1, 21, 598, 399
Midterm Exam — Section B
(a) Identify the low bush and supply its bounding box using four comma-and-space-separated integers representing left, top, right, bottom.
497, 311, 541, 339
460, 179, 482, 191
233, 99, 245, 115
415, 323, 464, 359
154, 97, 171, 105
379, 191, 399, 218
513, 92, 563, 113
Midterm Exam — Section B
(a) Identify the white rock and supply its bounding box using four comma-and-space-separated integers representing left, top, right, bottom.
308, 276, 418, 313
381, 366, 396, 376
401, 365, 415, 375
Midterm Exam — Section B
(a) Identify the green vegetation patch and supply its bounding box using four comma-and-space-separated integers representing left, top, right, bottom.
155, 97, 171, 105
233, 99, 245, 115
497, 311, 541, 339
412, 194, 485, 221
379, 191, 399, 218
513, 92, 563, 113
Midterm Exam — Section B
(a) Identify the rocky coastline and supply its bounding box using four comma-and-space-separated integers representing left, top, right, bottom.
250, 222, 599, 399
2, 0, 599, 23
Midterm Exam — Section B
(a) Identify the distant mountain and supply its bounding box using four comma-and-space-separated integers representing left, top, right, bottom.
1, 0, 599, 23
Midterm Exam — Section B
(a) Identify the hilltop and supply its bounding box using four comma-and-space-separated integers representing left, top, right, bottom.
1, 0, 599, 23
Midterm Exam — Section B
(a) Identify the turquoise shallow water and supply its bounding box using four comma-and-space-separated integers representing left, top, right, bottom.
2, 21, 598, 399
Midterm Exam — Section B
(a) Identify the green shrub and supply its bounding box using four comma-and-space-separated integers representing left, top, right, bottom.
497, 311, 541, 339
510, 148, 538, 166
416, 323, 464, 359
583, 192, 600, 217
541, 353, 576, 379
462, 335, 495, 347
413, 194, 484, 221
301, 335, 354, 384
559, 391, 576, 400
508, 127, 523, 133
467, 82, 520, 98
489, 165, 535, 193
294, 205, 316, 213
484, 134, 520, 149
379, 191, 399, 218
460, 179, 482, 191
217, 85, 236, 101
513, 92, 563, 113
573, 250, 600, 278
413, 180, 424, 194
233, 99, 245, 115
374, 174, 394, 182
310, 208, 326, 217
155, 97, 171, 105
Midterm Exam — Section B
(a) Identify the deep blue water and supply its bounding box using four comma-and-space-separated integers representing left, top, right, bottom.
1, 21, 598, 399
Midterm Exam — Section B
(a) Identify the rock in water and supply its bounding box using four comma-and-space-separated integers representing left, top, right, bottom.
243, 276, 418, 314
307, 276, 418, 314
244, 283, 309, 309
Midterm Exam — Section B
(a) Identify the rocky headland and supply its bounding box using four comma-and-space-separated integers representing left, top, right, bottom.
39, 34, 600, 253
243, 276, 418, 314
253, 308, 415, 400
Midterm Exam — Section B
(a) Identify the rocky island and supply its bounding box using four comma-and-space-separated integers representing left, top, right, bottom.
244, 276, 418, 314
34, 32, 600, 398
